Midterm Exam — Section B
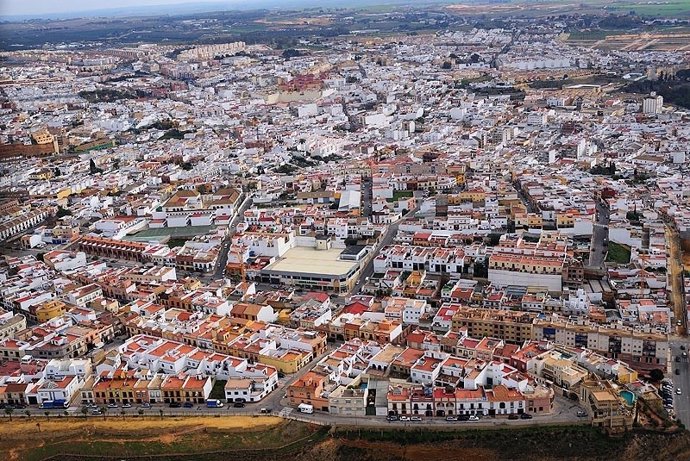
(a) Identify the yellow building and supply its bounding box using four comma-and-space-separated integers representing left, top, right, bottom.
556, 213, 575, 229
579, 378, 635, 432
35, 299, 70, 323
259, 349, 311, 374
539, 352, 588, 389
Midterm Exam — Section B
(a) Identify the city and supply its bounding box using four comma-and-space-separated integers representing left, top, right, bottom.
1, 1, 690, 460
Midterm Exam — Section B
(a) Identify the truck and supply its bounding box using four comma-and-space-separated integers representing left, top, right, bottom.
298, 403, 313, 414
206, 399, 224, 408
39, 400, 69, 409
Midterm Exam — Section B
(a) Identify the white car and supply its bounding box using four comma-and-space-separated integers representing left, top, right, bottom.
676, 388, 682, 395
399, 415, 410, 421
468, 415, 480, 421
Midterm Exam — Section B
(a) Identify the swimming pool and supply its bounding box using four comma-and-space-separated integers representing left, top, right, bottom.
620, 390, 636, 406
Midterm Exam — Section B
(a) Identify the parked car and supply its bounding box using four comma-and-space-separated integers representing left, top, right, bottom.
91, 409, 102, 415
410, 416, 422, 422
520, 413, 533, 420
122, 403, 132, 409
681, 345, 686, 350
107, 403, 118, 409
577, 410, 588, 418
169, 402, 181, 408
468, 415, 480, 422
676, 369, 681, 375
458, 415, 470, 421
140, 403, 151, 409
445, 416, 458, 421
399, 416, 410, 421
233, 402, 245, 408
183, 402, 194, 408
676, 388, 683, 395
508, 414, 519, 420
387, 415, 399, 421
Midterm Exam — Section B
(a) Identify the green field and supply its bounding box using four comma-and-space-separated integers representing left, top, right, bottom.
606, 0, 690, 17
124, 225, 215, 243
606, 242, 632, 264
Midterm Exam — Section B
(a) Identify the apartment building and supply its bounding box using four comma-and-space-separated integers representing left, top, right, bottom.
452, 307, 537, 344
532, 316, 669, 373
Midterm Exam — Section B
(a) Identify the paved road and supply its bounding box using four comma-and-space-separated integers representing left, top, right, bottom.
352, 204, 419, 294
669, 341, 690, 426
212, 194, 253, 279
667, 224, 687, 336
362, 176, 372, 218
589, 198, 610, 268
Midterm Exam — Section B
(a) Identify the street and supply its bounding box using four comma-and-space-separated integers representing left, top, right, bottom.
351, 203, 420, 294
666, 224, 687, 336
212, 193, 253, 279
669, 341, 690, 427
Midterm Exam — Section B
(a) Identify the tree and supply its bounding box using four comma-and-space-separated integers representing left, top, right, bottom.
441, 61, 452, 70
44, 411, 50, 420
120, 409, 126, 419
5, 407, 13, 421
81, 406, 89, 418
56, 206, 72, 218
100, 407, 108, 421
649, 369, 664, 382
89, 159, 103, 175
138, 409, 144, 416
54, 167, 61, 177
24, 410, 31, 419
159, 409, 164, 419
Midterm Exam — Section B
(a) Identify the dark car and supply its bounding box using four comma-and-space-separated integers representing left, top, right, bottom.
387, 415, 399, 421
458, 414, 470, 421
520, 413, 533, 420
681, 345, 686, 351
169, 402, 181, 408
183, 402, 194, 408
508, 414, 519, 420
676, 369, 681, 375
233, 402, 245, 408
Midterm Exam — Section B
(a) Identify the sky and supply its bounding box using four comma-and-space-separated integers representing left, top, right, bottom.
1, 0, 229, 18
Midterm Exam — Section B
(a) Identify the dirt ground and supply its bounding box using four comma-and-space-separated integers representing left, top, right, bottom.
0, 415, 281, 436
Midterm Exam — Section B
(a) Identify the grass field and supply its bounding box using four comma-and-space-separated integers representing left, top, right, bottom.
606, 242, 632, 264
606, 0, 690, 17
0, 416, 318, 461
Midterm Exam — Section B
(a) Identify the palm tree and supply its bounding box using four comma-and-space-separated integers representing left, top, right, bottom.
120, 409, 126, 419
81, 406, 89, 418
159, 409, 164, 420
137, 409, 144, 416
44, 411, 50, 420
5, 407, 13, 421
25, 410, 31, 419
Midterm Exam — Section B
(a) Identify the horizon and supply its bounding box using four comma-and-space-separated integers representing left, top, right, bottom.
0, 0, 447, 20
